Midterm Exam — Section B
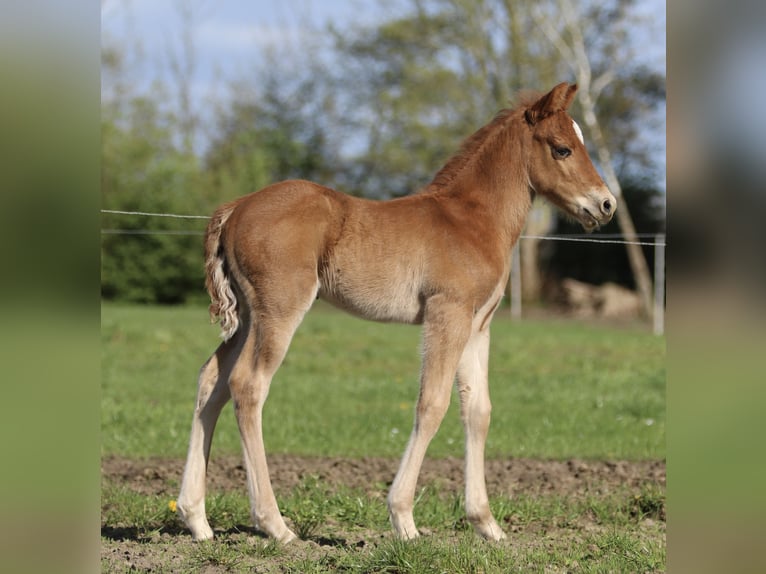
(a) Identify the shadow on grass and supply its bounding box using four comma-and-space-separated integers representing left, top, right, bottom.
101, 523, 265, 542
102, 523, 370, 555
306, 534, 353, 547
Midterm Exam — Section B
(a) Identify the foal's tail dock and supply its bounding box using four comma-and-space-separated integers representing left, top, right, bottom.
204, 201, 240, 341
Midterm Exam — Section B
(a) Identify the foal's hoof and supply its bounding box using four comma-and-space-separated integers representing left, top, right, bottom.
475, 520, 506, 542
191, 528, 214, 541
276, 528, 297, 545
177, 507, 214, 541
389, 513, 420, 541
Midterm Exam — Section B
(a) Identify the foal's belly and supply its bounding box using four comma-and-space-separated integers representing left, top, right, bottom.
317, 273, 425, 325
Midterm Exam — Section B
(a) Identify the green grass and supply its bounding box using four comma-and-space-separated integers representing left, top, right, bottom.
101, 475, 665, 573
101, 301, 665, 460
101, 302, 665, 571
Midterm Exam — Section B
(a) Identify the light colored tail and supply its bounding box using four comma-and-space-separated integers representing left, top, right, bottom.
204, 201, 239, 341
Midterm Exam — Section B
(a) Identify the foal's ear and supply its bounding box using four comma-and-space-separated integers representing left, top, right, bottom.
525, 82, 578, 125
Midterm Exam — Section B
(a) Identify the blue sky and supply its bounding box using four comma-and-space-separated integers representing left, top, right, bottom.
103, 0, 665, 85
101, 0, 401, 92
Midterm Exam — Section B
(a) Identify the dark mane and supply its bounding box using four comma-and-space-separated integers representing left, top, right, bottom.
426, 109, 513, 191
426, 92, 543, 193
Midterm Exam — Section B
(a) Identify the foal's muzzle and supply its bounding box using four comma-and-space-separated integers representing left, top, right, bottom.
577, 187, 617, 232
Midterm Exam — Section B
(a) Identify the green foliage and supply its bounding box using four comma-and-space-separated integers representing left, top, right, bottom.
206, 491, 253, 531
101, 484, 180, 536
333, 6, 510, 197
186, 540, 245, 571
281, 475, 331, 539
101, 94, 211, 304
624, 483, 666, 521
100, 68, 341, 304
205, 75, 338, 198
101, 302, 665, 460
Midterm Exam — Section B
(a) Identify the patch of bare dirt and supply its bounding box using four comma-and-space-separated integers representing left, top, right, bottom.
101, 453, 665, 499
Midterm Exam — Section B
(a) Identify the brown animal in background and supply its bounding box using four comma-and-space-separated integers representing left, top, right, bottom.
177, 82, 615, 543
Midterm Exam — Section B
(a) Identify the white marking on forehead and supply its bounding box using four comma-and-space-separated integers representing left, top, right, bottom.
572, 120, 584, 144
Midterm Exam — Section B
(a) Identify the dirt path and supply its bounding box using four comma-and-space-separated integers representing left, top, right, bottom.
102, 453, 665, 499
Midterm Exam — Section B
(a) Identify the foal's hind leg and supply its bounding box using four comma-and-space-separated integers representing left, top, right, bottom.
456, 328, 506, 541
177, 333, 243, 540
388, 296, 472, 539
228, 280, 317, 543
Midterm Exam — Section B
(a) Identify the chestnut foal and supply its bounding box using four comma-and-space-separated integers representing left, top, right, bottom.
177, 82, 615, 543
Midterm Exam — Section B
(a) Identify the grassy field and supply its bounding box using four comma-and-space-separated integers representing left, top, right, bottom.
101, 302, 664, 461
102, 474, 666, 573
101, 302, 665, 573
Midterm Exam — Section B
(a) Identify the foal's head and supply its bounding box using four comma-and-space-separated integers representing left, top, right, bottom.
524, 82, 616, 231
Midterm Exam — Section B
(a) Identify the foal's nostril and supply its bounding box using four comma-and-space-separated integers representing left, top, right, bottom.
601, 198, 613, 215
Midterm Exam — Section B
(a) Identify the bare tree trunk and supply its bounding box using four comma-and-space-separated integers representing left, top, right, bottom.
578, 89, 654, 317
520, 201, 555, 302
533, 0, 654, 318
520, 238, 541, 302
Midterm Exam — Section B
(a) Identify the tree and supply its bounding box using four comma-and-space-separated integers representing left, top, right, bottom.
165, 0, 203, 156
101, 41, 209, 303
101, 92, 208, 304
532, 0, 665, 316
100, 22, 345, 304
204, 69, 342, 201
332, 0, 568, 199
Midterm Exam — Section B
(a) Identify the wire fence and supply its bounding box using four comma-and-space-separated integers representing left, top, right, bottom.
101, 229, 205, 236
100, 209, 665, 246
100, 208, 666, 334
101, 209, 211, 220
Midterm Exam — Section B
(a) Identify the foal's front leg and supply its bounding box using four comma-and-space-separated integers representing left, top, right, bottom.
456, 328, 506, 541
387, 297, 472, 539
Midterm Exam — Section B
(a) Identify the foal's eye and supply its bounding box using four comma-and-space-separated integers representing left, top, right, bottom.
553, 146, 572, 159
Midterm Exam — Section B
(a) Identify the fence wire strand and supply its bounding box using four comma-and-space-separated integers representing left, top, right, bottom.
101, 209, 211, 220
101, 229, 205, 236
519, 235, 664, 247
101, 209, 665, 246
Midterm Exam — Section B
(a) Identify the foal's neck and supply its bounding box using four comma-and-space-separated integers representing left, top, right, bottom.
428, 114, 533, 250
